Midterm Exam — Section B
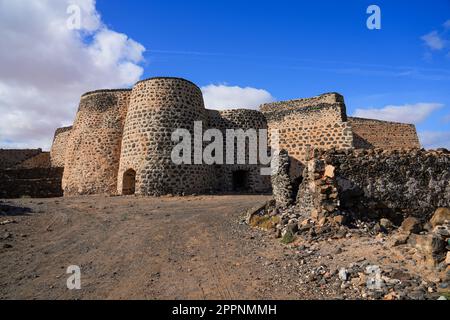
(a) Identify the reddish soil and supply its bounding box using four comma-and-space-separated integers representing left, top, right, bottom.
0, 195, 444, 300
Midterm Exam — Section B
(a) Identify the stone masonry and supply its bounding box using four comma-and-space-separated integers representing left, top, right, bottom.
62, 89, 131, 195
0, 149, 62, 198
45, 77, 425, 198
348, 117, 420, 150
292, 148, 450, 222
50, 126, 72, 168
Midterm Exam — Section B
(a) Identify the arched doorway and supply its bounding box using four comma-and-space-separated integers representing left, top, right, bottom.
122, 169, 136, 195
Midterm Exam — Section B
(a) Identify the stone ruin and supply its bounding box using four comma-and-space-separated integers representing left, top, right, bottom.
1, 77, 448, 223
46, 77, 425, 198
1, 76, 448, 298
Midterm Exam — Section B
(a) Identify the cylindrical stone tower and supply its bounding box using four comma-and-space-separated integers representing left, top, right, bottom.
118, 77, 213, 196
62, 89, 131, 195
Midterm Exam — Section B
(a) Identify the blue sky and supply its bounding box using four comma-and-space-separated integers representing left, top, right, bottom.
0, 0, 449, 149
96, 0, 450, 148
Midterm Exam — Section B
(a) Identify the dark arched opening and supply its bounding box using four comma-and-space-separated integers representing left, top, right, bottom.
122, 169, 136, 195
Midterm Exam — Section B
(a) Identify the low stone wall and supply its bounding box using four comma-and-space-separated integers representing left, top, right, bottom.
0, 149, 43, 170
296, 149, 450, 221
0, 168, 64, 198
13, 152, 51, 169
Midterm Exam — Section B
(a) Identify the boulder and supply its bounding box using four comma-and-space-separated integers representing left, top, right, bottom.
380, 218, 393, 230
286, 222, 299, 234
389, 232, 410, 247
400, 217, 422, 234
408, 234, 446, 266
433, 225, 450, 237
324, 165, 335, 178
332, 215, 348, 226
338, 268, 349, 281
245, 202, 268, 224
430, 208, 450, 228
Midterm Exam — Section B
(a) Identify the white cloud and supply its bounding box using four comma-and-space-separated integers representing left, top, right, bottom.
421, 31, 446, 50
444, 20, 450, 29
0, 0, 146, 150
353, 103, 443, 125
419, 131, 450, 150
201, 84, 274, 110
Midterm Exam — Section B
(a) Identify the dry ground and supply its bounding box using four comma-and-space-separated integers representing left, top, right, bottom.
0, 195, 444, 300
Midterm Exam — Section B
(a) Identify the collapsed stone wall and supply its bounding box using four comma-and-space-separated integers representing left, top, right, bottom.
63, 89, 131, 195
348, 117, 421, 150
207, 109, 271, 193
50, 126, 72, 167
118, 78, 214, 196
0, 149, 43, 170
296, 148, 450, 221
260, 93, 354, 180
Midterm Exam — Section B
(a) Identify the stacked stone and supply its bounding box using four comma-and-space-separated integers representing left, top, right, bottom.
118, 77, 214, 196
62, 89, 131, 195
271, 149, 293, 208
297, 148, 450, 220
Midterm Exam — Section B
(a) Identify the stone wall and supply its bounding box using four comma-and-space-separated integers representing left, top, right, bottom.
0, 168, 63, 198
348, 117, 421, 150
207, 109, 271, 193
296, 149, 450, 221
49, 77, 424, 198
14, 152, 51, 169
63, 89, 131, 195
270, 150, 293, 207
260, 93, 354, 180
260, 92, 346, 113
50, 126, 72, 167
118, 77, 214, 196
0, 149, 43, 170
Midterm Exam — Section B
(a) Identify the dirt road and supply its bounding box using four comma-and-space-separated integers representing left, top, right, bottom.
0, 195, 321, 300
1, 195, 442, 300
